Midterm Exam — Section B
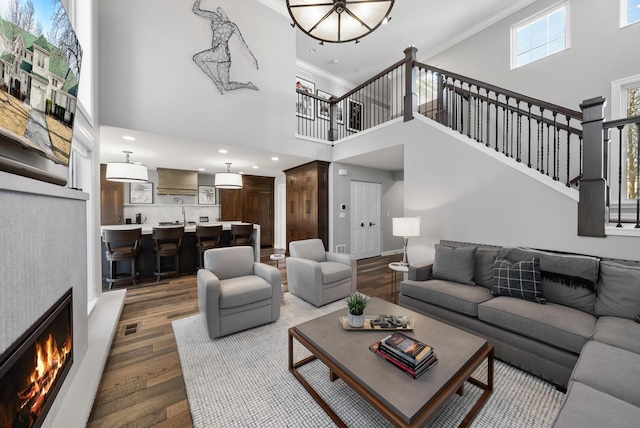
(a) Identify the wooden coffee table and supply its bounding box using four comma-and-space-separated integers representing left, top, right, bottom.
288, 298, 493, 427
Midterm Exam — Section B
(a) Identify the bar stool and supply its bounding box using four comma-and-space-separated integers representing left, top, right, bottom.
195, 225, 223, 269
103, 228, 142, 289
152, 226, 184, 281
229, 223, 254, 246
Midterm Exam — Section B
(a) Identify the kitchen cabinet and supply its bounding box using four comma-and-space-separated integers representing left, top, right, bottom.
100, 164, 124, 225
284, 160, 329, 250
220, 175, 274, 247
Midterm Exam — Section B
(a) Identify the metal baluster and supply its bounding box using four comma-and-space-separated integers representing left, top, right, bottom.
536, 118, 541, 172
495, 95, 499, 151
505, 96, 510, 156
546, 123, 551, 176
527, 104, 532, 168
553, 112, 559, 181
486, 90, 491, 147
467, 84, 472, 138
566, 117, 571, 187
579, 135, 583, 179
617, 126, 623, 227
516, 102, 521, 162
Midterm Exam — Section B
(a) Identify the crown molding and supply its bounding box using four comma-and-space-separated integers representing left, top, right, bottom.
419, 0, 538, 62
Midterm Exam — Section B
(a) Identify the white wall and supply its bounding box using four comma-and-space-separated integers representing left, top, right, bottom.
424, 0, 640, 118
98, 0, 332, 162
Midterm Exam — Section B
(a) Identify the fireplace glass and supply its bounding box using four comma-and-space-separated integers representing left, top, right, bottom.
0, 289, 73, 428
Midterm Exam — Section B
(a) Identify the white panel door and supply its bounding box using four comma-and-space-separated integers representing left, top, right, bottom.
350, 181, 381, 260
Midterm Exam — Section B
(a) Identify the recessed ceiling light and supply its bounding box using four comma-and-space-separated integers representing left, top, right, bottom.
218, 149, 228, 154
352, 69, 358, 74
198, 168, 205, 171
331, 59, 339, 64
309, 48, 316, 54
133, 162, 142, 165
252, 165, 259, 169
271, 157, 279, 161
239, 171, 245, 175
122, 135, 136, 141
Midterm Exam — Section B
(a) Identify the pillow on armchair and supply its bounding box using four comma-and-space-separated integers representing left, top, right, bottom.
492, 258, 546, 304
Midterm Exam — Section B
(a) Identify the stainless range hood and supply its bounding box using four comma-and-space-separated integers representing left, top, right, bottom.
156, 167, 198, 195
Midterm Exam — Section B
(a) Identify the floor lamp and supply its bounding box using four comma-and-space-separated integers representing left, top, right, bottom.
393, 217, 421, 266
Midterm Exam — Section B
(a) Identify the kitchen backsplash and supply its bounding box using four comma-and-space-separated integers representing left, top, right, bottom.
123, 205, 221, 225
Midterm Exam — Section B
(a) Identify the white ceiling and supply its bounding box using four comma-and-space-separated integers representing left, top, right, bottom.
99, 0, 536, 176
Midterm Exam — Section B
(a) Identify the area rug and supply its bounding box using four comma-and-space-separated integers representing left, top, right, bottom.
173, 293, 564, 427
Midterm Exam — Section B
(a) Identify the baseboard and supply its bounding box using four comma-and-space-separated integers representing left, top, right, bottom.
382, 249, 404, 257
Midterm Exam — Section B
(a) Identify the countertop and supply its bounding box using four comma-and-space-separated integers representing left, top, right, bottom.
100, 221, 257, 235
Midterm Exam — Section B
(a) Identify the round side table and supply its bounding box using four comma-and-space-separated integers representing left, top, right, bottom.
270, 253, 285, 268
388, 262, 409, 304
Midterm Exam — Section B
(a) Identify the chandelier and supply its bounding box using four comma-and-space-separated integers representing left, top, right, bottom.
287, 0, 394, 43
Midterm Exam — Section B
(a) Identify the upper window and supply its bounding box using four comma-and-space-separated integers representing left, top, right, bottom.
511, 3, 569, 69
621, 0, 640, 27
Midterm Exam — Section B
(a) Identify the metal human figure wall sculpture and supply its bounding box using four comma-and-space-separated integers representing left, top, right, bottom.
192, 1, 259, 94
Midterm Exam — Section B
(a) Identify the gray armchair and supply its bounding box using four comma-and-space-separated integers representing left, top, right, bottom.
197, 246, 281, 339
286, 239, 357, 307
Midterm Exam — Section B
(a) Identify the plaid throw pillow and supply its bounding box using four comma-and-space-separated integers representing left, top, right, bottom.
492, 258, 546, 304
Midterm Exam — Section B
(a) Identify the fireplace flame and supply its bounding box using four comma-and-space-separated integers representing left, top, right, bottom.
17, 331, 72, 417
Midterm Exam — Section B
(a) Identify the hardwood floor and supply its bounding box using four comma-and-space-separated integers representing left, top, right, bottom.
88, 249, 402, 427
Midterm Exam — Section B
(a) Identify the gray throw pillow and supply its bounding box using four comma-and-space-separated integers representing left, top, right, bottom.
474, 248, 500, 289
492, 258, 546, 304
431, 244, 477, 285
595, 261, 640, 320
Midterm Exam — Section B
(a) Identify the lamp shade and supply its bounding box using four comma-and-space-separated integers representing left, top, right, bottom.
214, 172, 242, 189
106, 151, 148, 182
287, 0, 394, 43
392, 217, 420, 237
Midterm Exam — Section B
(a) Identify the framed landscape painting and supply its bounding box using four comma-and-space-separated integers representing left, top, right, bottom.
295, 77, 315, 119
347, 98, 364, 132
130, 182, 153, 204
198, 185, 216, 205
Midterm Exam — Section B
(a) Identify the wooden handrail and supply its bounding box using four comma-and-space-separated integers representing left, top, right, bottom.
415, 61, 583, 121
603, 115, 640, 129
333, 58, 406, 103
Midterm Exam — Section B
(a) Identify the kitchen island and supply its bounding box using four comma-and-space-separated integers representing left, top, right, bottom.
100, 222, 260, 285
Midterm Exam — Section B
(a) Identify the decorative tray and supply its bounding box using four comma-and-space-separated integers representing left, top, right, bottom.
339, 315, 415, 331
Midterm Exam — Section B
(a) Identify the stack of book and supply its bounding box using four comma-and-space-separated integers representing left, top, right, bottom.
369, 331, 438, 379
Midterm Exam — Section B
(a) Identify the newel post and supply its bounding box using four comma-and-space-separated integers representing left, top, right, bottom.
578, 97, 606, 237
404, 46, 417, 122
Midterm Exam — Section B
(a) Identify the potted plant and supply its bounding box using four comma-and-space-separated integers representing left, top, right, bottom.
346, 292, 369, 328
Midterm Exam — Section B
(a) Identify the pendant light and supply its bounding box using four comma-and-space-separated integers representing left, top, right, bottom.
215, 163, 243, 189
106, 151, 148, 182
287, 0, 394, 44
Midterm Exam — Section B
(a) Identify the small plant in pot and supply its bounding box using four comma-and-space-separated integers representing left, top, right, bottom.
346, 292, 369, 328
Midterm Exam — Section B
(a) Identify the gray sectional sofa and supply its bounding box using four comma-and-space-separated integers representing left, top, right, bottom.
398, 240, 640, 427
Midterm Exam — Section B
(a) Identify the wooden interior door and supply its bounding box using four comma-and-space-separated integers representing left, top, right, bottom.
100, 164, 124, 225
244, 191, 273, 246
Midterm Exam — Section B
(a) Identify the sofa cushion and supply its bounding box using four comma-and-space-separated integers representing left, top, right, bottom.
474, 248, 500, 289
220, 276, 273, 308
431, 244, 477, 285
400, 279, 493, 317
552, 381, 640, 428
492, 258, 546, 304
500, 247, 598, 314
593, 316, 640, 354
571, 340, 640, 408
478, 297, 596, 353
320, 261, 352, 285
595, 261, 640, 320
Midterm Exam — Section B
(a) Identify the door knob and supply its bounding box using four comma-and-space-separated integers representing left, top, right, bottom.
361, 222, 364, 227
370, 222, 375, 226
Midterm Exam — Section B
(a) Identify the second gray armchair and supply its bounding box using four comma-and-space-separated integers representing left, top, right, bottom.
286, 238, 356, 307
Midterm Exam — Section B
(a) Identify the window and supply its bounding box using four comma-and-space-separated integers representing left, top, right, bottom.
624, 84, 640, 199
621, 0, 640, 27
511, 3, 569, 69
